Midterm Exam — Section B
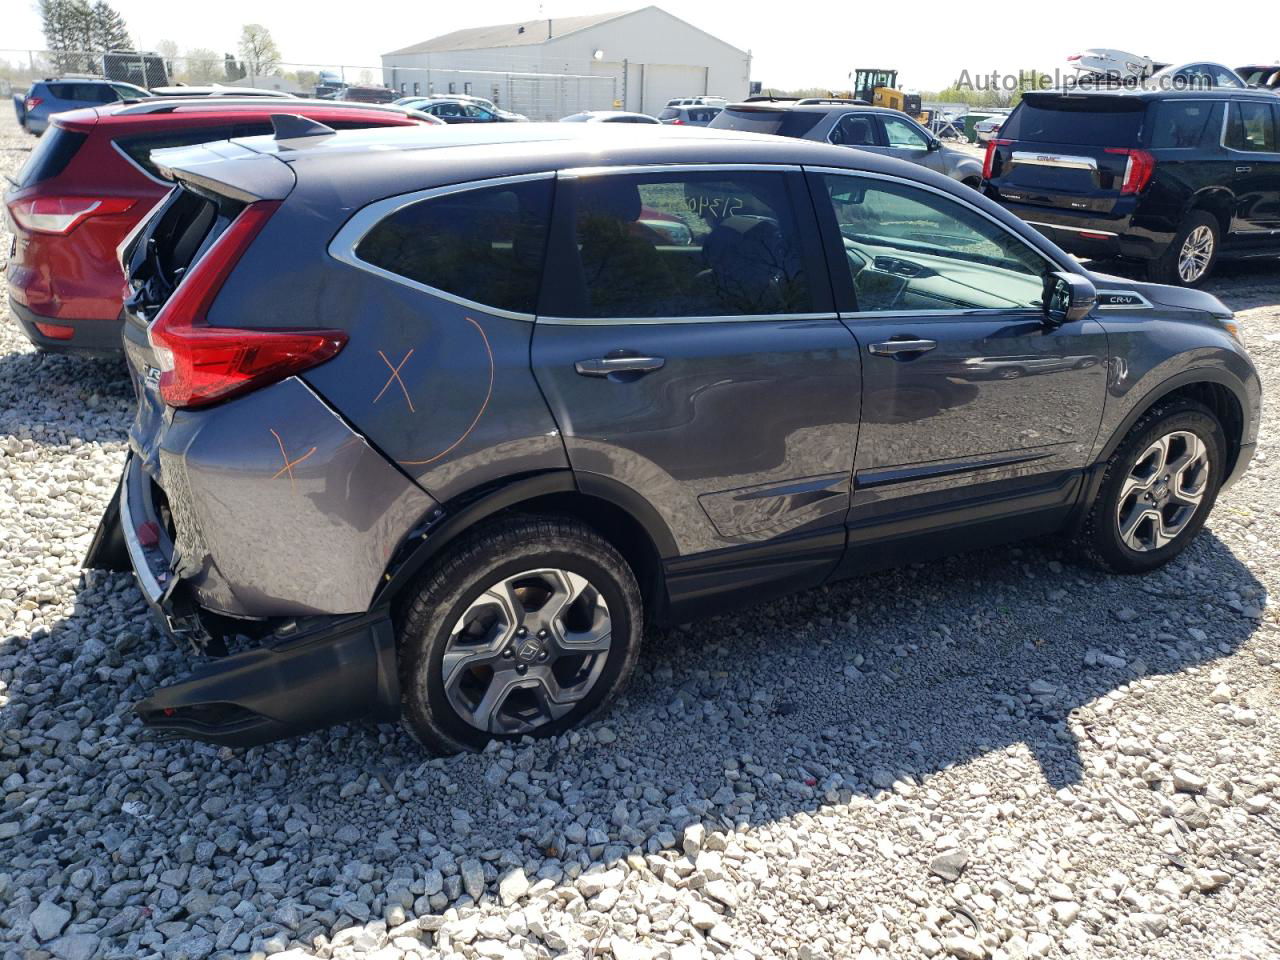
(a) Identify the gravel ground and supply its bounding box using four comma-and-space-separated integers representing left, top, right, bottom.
2, 109, 1279, 960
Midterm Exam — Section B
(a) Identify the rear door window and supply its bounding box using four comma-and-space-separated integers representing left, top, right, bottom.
353, 179, 554, 314
547, 170, 814, 318
48, 82, 115, 102
1147, 100, 1224, 148
829, 114, 878, 146
1225, 101, 1277, 152
1001, 100, 1144, 146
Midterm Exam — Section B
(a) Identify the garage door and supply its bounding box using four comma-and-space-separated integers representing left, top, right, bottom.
641, 64, 707, 114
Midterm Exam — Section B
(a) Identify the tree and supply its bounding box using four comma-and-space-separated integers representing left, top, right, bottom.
89, 0, 131, 52
41, 0, 94, 73
224, 53, 246, 81
183, 47, 221, 84
238, 24, 280, 77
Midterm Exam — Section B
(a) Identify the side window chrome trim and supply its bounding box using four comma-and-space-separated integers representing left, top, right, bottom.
327, 171, 556, 323
539, 312, 838, 326
805, 164, 1073, 274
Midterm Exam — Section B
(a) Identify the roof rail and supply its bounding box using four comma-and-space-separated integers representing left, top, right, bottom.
113, 97, 417, 116
796, 97, 871, 106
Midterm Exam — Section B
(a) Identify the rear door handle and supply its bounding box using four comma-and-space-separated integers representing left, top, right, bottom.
1236, 166, 1253, 173
574, 355, 666, 377
868, 338, 938, 357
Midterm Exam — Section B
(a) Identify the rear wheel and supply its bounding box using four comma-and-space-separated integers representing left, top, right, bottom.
1147, 211, 1219, 287
1077, 399, 1225, 573
398, 516, 642, 753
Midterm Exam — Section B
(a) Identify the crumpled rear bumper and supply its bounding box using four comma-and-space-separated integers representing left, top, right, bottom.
86, 454, 402, 746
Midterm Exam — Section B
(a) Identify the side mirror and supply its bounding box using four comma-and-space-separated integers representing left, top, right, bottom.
1043, 271, 1096, 327
927, 138, 941, 151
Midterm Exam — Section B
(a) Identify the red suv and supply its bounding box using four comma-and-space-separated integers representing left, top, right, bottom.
4, 98, 439, 354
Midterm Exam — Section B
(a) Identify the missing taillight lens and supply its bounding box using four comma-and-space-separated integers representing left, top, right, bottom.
982, 138, 1011, 180
148, 199, 348, 409
1105, 148, 1156, 195
7, 195, 136, 234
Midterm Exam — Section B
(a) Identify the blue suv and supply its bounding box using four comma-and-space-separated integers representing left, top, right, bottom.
14, 77, 149, 134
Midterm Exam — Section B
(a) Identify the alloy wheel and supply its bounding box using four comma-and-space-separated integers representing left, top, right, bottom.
441, 568, 612, 734
1177, 225, 1214, 283
1114, 430, 1211, 552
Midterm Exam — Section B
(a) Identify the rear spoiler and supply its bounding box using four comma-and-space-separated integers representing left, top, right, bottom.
151, 139, 296, 203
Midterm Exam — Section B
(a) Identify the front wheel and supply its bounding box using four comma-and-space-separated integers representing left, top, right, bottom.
1077, 399, 1225, 574
397, 516, 642, 753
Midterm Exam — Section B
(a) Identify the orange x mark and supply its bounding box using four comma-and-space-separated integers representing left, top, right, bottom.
270, 428, 316, 494
374, 348, 415, 412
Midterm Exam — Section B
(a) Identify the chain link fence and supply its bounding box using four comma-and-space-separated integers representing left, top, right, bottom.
0, 49, 620, 122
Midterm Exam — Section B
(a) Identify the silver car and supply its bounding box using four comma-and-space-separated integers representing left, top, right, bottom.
710, 100, 985, 187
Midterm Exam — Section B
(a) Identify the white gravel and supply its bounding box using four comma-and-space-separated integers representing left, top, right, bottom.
2, 108, 1279, 960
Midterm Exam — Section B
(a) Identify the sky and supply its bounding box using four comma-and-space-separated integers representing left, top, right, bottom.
4, 0, 1275, 92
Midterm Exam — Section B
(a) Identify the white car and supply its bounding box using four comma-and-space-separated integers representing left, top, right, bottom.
974, 116, 1005, 142
665, 96, 727, 107
1067, 48, 1159, 82
560, 110, 661, 124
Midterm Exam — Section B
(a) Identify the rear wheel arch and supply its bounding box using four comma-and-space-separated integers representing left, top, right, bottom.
1187, 189, 1233, 238
379, 472, 675, 620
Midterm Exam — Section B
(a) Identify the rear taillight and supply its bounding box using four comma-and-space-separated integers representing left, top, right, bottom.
148, 200, 347, 409
671, 118, 685, 124
25, 96, 43, 111
1105, 148, 1156, 195
982, 138, 1011, 180
7, 196, 136, 235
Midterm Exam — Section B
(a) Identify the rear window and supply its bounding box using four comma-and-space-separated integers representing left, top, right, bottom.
1001, 99, 1144, 146
709, 108, 824, 139
1147, 100, 1225, 148
658, 108, 679, 120
687, 108, 720, 123
355, 179, 554, 314
15, 124, 87, 187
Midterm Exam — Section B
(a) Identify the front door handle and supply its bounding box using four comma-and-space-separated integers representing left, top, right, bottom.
1236, 165, 1252, 173
575, 355, 666, 377
868, 338, 938, 357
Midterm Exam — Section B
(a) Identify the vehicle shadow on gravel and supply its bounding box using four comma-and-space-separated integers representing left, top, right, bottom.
1, 520, 1265, 953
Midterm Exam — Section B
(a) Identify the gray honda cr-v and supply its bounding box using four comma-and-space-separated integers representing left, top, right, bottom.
87, 119, 1259, 752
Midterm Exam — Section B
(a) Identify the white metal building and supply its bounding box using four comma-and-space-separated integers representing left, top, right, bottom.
381, 6, 751, 121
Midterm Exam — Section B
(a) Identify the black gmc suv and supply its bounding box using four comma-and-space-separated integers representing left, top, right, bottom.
983, 88, 1280, 285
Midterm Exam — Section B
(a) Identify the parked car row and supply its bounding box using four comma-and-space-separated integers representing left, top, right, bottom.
4, 98, 440, 352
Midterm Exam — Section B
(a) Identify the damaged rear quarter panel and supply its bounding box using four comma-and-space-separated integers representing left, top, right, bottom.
159, 376, 437, 617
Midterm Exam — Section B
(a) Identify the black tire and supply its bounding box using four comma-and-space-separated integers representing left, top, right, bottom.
397, 516, 642, 753
1146, 211, 1219, 287
1077, 399, 1226, 574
